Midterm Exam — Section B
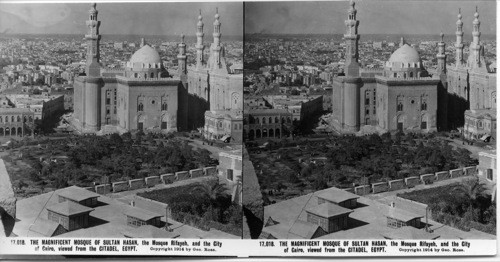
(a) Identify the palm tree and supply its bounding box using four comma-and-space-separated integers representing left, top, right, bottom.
453, 175, 487, 207
192, 182, 228, 222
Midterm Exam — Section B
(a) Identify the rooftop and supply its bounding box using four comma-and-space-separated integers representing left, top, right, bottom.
27, 218, 62, 237
57, 185, 100, 203
380, 226, 440, 240
388, 44, 421, 64
306, 202, 353, 218
129, 44, 161, 66
122, 225, 180, 238
316, 189, 359, 204
123, 207, 163, 221
386, 206, 423, 222
46, 201, 94, 217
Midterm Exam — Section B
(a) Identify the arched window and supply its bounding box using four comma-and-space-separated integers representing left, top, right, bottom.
409, 72, 413, 78
262, 117, 266, 124
256, 118, 260, 124
269, 117, 272, 124
161, 102, 167, 111
397, 102, 403, 112
0, 116, 2, 123
137, 103, 144, 112
11, 116, 14, 122
151, 72, 154, 78
17, 116, 21, 122
275, 117, 279, 124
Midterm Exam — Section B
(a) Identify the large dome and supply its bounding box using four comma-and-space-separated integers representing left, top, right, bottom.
388, 44, 421, 64
129, 45, 161, 65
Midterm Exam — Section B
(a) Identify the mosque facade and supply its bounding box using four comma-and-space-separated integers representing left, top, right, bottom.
331, 1, 495, 134
73, 3, 242, 137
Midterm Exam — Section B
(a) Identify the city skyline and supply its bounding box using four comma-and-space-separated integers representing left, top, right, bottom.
245, 0, 496, 35
0, 2, 243, 37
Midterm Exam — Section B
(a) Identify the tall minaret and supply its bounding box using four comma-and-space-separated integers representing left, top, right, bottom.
211, 8, 222, 68
471, 6, 482, 68
178, 34, 187, 77
344, 0, 360, 77
196, 10, 204, 70
85, 3, 101, 77
437, 32, 446, 75
455, 8, 464, 67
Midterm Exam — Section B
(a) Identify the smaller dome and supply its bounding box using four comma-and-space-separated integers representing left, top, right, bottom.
129, 45, 161, 65
388, 44, 421, 64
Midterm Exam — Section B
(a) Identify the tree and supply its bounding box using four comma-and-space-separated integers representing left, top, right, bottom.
453, 175, 487, 208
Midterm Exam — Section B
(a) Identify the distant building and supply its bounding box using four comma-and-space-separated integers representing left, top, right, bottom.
243, 108, 292, 140
0, 108, 35, 137
477, 150, 496, 199
203, 109, 243, 143
218, 149, 243, 205
463, 108, 496, 141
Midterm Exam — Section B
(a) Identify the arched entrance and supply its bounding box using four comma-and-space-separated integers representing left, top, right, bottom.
275, 128, 280, 138
256, 129, 261, 139
269, 129, 274, 137
137, 115, 145, 130
421, 114, 428, 130
11, 127, 16, 136
161, 114, 168, 130
17, 127, 22, 136
262, 129, 267, 138
248, 129, 255, 140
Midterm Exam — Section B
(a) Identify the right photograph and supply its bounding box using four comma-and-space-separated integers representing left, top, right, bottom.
242, 0, 497, 240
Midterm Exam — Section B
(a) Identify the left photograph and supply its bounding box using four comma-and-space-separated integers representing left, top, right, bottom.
0, 2, 243, 239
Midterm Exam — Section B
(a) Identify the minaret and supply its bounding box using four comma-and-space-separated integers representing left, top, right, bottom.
399, 37, 405, 47
211, 8, 222, 68
471, 6, 481, 67
85, 3, 101, 77
455, 8, 464, 67
437, 32, 446, 75
178, 34, 187, 77
344, 0, 360, 77
196, 10, 204, 70
140, 37, 146, 47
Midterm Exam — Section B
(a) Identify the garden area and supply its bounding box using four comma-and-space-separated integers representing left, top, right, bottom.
398, 177, 496, 235
2, 131, 217, 199
249, 132, 478, 205
138, 182, 242, 236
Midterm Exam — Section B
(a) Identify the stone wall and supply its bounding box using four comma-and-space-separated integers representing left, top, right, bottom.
372, 182, 389, 193
176, 171, 190, 181
112, 181, 129, 193
145, 176, 161, 187
420, 174, 435, 184
450, 168, 463, 178
405, 176, 420, 187
85, 166, 217, 195
204, 166, 217, 176
129, 178, 146, 190
354, 185, 371, 196
388, 179, 405, 191
435, 171, 450, 181
342, 166, 478, 197
190, 169, 204, 178
161, 173, 176, 184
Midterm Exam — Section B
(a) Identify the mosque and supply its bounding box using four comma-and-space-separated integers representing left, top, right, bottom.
72, 3, 242, 136
331, 1, 496, 134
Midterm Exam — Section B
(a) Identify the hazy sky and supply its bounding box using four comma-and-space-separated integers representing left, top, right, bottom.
245, 0, 496, 35
0, 2, 243, 36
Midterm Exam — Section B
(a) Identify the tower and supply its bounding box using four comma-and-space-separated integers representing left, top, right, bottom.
437, 32, 448, 131
437, 32, 446, 75
470, 7, 482, 68
343, 0, 360, 77
85, 3, 101, 77
140, 37, 146, 47
177, 34, 187, 80
210, 8, 222, 69
196, 10, 204, 70
455, 8, 464, 67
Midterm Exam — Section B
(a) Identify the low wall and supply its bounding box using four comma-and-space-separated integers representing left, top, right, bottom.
112, 181, 129, 193
404, 176, 420, 187
389, 179, 405, 191
420, 174, 435, 184
95, 184, 111, 195
354, 185, 370, 196
145, 176, 161, 187
161, 173, 176, 184
344, 188, 355, 193
464, 166, 476, 176
450, 168, 463, 178
129, 178, 145, 190
190, 169, 204, 178
204, 167, 217, 176
176, 171, 190, 181
435, 171, 450, 181
83, 187, 95, 192
372, 182, 388, 194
